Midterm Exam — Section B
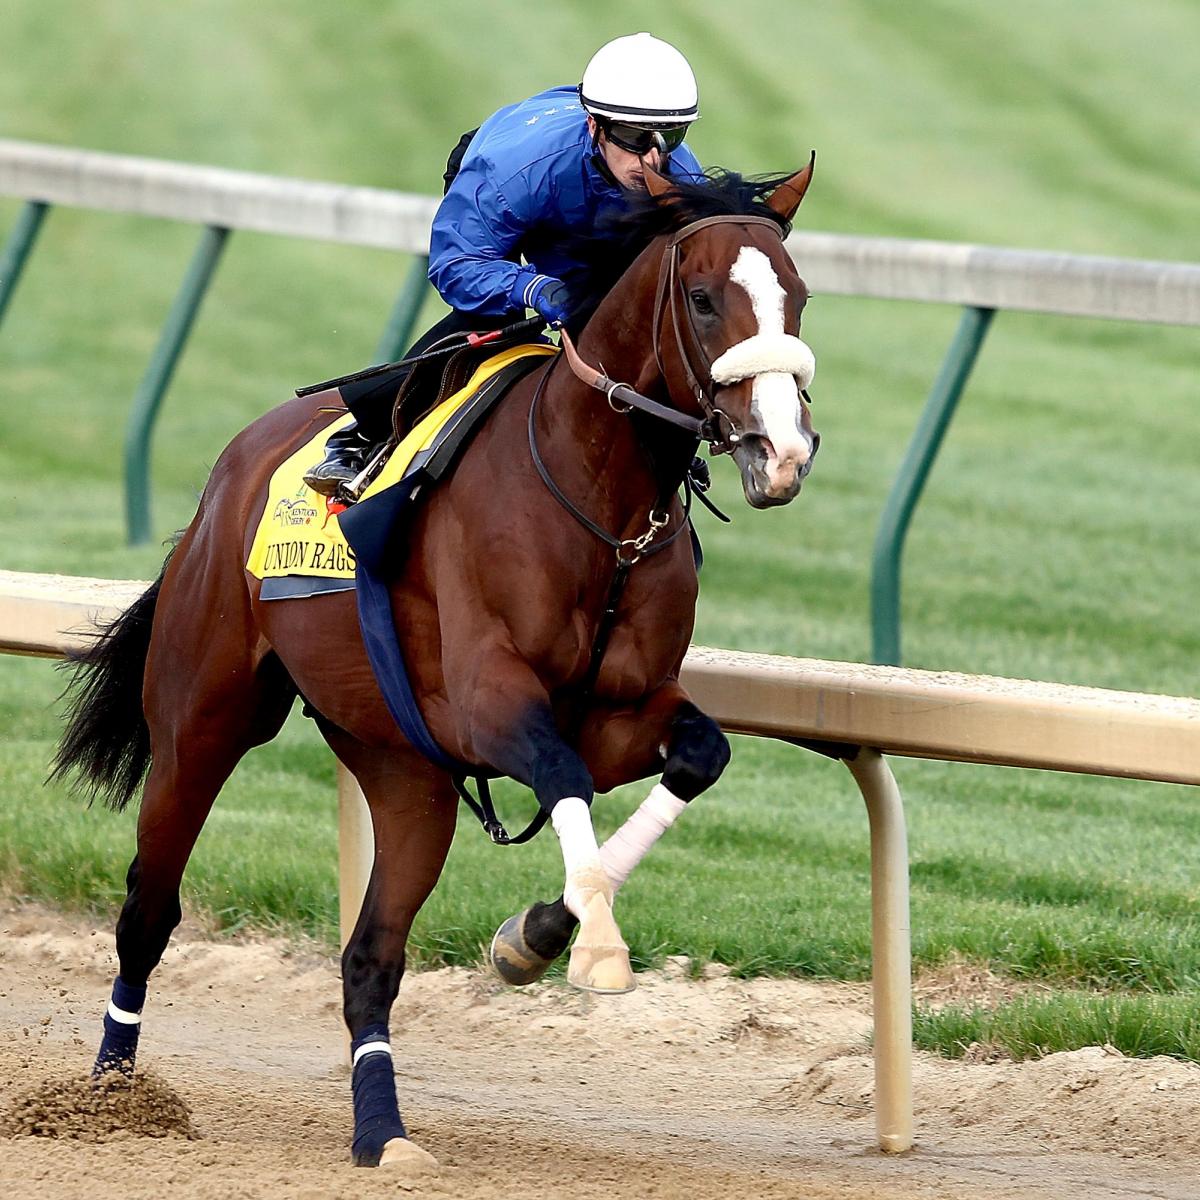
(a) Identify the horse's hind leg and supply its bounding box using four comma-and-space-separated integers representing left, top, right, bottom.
320, 729, 454, 1173
491, 686, 729, 986
96, 599, 296, 1075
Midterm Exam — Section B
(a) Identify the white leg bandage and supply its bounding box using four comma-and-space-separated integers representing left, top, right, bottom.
599, 783, 687, 893
552, 801, 609, 921
551, 796, 600, 872
551, 796, 604, 918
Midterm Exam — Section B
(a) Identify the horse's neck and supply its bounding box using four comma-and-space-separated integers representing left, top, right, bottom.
579, 242, 668, 398
540, 266, 692, 531
536, 368, 659, 531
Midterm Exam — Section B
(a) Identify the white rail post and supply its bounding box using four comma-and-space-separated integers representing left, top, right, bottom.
337, 762, 373, 951
844, 747, 913, 1153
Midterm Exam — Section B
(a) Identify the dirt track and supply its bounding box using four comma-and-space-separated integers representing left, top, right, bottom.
2, 905, 1198, 1200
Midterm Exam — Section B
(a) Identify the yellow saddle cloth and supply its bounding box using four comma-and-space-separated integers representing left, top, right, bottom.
247, 343, 555, 591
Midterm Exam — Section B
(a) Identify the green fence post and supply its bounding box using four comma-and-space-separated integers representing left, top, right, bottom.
870, 305, 995, 666
0, 200, 50, 329
374, 255, 430, 363
124, 224, 230, 545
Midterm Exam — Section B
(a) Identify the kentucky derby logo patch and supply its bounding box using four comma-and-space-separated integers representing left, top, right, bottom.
272, 495, 320, 527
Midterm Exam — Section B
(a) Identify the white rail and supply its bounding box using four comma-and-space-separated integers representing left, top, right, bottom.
4, 139, 1199, 326
787, 231, 1200, 326
0, 138, 438, 253
4, 569, 1200, 1154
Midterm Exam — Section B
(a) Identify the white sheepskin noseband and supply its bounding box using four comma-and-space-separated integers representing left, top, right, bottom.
709, 335, 816, 390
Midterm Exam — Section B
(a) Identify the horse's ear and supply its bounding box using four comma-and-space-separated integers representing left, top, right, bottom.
644, 164, 675, 200
765, 151, 816, 220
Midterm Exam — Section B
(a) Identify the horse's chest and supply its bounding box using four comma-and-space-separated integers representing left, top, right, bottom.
592, 623, 684, 700
547, 576, 694, 703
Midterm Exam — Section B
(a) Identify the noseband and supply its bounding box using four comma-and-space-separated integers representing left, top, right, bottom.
560, 212, 806, 456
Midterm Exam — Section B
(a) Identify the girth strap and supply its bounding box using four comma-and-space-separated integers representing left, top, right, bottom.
339, 354, 551, 837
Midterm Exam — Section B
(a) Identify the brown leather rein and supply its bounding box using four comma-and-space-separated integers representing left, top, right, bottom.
559, 212, 788, 456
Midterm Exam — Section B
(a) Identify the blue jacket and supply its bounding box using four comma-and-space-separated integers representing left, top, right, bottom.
428, 86, 703, 316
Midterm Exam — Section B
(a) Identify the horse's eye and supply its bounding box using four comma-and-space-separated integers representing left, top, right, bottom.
690, 289, 714, 315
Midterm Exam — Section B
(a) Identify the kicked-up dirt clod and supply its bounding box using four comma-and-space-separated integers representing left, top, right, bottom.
0, 1068, 196, 1142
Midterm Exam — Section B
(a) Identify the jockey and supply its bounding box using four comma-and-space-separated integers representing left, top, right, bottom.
304, 32, 705, 497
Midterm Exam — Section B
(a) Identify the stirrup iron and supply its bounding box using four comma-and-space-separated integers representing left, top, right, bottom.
341, 439, 396, 502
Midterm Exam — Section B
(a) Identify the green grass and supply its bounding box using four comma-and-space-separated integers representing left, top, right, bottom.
1, 0, 1199, 1059
914, 992, 1200, 1063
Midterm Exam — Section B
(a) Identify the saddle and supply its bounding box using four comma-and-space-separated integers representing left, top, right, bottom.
388, 334, 510, 440
251, 343, 556, 601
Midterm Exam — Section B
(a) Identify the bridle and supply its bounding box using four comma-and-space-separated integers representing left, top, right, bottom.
561, 211, 806, 457
543, 207, 818, 565
654, 212, 791, 454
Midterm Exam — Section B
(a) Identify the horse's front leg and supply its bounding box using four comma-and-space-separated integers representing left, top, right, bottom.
453, 653, 635, 994
489, 684, 730, 986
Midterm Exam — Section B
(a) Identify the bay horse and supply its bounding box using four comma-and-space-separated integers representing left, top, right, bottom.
54, 161, 817, 1172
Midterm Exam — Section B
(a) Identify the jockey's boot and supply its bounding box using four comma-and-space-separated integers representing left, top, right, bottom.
303, 420, 374, 497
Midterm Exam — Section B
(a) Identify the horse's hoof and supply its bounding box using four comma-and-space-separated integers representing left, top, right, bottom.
568, 942, 636, 994
379, 1137, 439, 1175
564, 879, 635, 994
489, 909, 555, 987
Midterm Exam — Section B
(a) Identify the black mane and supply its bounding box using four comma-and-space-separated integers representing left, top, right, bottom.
606, 167, 792, 245
566, 168, 794, 331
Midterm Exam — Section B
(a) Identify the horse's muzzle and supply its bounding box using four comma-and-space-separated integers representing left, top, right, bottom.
732, 429, 819, 508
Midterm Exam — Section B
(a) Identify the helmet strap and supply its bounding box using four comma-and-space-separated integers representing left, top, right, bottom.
589, 119, 619, 187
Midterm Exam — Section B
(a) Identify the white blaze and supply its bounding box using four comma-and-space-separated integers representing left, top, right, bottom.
726, 246, 812, 489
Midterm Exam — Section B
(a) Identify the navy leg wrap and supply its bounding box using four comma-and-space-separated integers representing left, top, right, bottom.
662, 705, 731, 801
93, 977, 146, 1077
350, 1023, 407, 1167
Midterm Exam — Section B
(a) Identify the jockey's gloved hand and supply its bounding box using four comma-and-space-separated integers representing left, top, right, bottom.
511, 271, 571, 327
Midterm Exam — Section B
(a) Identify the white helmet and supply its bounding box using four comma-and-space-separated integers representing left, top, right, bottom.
579, 33, 699, 126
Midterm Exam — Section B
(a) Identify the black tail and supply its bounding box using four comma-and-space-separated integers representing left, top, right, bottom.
51, 554, 172, 811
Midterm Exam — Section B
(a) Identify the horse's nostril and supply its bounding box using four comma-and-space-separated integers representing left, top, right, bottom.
810, 431, 821, 457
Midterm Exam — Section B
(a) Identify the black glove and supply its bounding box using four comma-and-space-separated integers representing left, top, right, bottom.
529, 277, 570, 326
510, 272, 571, 326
